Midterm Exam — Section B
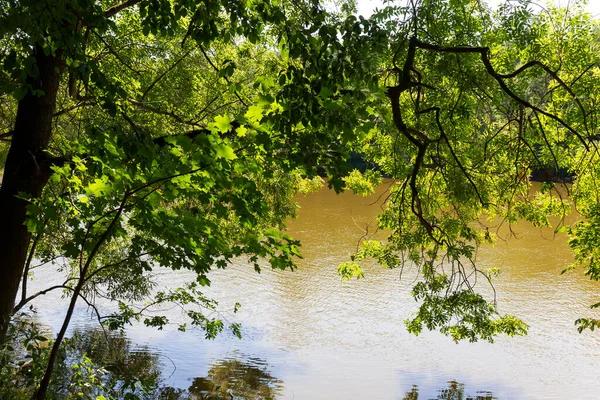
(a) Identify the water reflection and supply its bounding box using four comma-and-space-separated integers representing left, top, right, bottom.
188, 357, 284, 399
69, 328, 161, 385
68, 331, 494, 400
68, 329, 284, 399
403, 381, 495, 400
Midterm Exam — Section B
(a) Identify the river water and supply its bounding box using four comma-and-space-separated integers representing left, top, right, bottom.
30, 182, 600, 399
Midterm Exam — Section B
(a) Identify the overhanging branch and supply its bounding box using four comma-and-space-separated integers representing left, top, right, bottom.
386, 35, 591, 244
412, 38, 590, 150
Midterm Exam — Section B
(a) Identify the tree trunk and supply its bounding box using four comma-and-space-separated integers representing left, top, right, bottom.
0, 48, 62, 342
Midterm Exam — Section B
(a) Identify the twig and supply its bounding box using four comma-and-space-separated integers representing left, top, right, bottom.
198, 44, 248, 107
141, 49, 193, 100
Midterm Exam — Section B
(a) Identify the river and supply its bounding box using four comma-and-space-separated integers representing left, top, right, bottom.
29, 182, 600, 399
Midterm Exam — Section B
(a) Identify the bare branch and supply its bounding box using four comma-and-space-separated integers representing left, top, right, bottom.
419, 106, 487, 207
54, 100, 94, 117
92, 30, 141, 75
84, 250, 156, 283
77, 292, 108, 339
36, 193, 130, 398
20, 225, 47, 308
412, 38, 590, 150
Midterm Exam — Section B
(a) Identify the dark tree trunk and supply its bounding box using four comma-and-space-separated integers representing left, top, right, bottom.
0, 48, 62, 342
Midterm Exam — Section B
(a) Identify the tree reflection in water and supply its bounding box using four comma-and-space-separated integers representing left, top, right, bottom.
66, 329, 494, 400
69, 328, 161, 384
60, 328, 283, 399
187, 357, 284, 400
403, 380, 495, 400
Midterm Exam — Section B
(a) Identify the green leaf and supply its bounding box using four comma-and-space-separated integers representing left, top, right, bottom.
318, 86, 334, 98
214, 115, 232, 133
215, 143, 236, 160
12, 86, 28, 101
197, 275, 211, 286
86, 179, 109, 196
245, 105, 263, 123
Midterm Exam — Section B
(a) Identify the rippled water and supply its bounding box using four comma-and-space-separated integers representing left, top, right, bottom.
30, 183, 600, 399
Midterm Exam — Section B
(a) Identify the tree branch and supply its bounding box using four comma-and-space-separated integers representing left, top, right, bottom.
36, 193, 130, 399
54, 100, 95, 118
128, 99, 203, 127
77, 292, 108, 339
13, 284, 74, 314
141, 49, 193, 100
419, 106, 487, 207
84, 250, 156, 283
199, 44, 248, 107
92, 30, 141, 75
20, 225, 47, 309
104, 0, 143, 18
412, 38, 590, 150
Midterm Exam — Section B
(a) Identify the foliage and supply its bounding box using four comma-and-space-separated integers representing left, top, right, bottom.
0, 0, 355, 395
343, 169, 383, 195
0, 319, 166, 399
0, 315, 54, 399
2, 0, 600, 394
330, 0, 600, 341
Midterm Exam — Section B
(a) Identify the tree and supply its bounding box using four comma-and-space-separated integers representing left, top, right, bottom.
1, 0, 600, 396
338, 0, 600, 341
0, 0, 361, 397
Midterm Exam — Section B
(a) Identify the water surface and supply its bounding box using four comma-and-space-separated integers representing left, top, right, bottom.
30, 183, 600, 399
